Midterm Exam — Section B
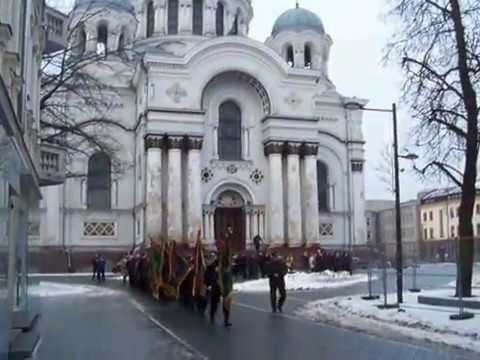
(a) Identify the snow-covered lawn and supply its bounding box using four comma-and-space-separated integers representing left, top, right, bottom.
234, 271, 372, 293
29, 281, 119, 298
297, 289, 480, 353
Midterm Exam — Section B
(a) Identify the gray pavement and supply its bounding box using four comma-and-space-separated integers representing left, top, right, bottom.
34, 281, 201, 360
31, 266, 479, 360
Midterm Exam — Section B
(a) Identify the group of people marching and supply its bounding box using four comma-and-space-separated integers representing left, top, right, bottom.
91, 253, 107, 282
117, 226, 292, 327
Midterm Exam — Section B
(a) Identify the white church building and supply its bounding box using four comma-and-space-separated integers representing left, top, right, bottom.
32, 0, 368, 269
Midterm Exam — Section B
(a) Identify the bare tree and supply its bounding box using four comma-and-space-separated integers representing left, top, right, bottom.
41, 4, 137, 176
385, 0, 480, 296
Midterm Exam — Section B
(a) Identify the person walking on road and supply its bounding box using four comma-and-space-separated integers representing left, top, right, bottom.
97, 255, 106, 282
91, 253, 99, 281
267, 252, 288, 313
204, 253, 221, 324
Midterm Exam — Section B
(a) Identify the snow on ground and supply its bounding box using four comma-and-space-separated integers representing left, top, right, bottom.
29, 272, 115, 277
448, 273, 480, 288
297, 289, 480, 353
29, 281, 119, 298
234, 271, 372, 293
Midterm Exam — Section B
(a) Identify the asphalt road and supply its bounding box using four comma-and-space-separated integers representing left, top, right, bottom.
32, 264, 478, 360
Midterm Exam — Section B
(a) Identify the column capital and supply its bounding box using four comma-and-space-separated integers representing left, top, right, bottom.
186, 136, 203, 151
351, 160, 364, 172
145, 135, 165, 150
286, 142, 302, 155
264, 141, 285, 156
303, 143, 319, 157
167, 136, 185, 150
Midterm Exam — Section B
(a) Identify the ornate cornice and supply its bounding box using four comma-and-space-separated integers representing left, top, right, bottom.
285, 142, 302, 155
303, 143, 319, 156
144, 135, 165, 150
264, 141, 285, 156
186, 136, 203, 151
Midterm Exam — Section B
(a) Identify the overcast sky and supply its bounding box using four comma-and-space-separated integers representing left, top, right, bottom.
49, 0, 434, 201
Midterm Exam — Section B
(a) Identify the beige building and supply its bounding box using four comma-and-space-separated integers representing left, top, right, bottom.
420, 188, 480, 260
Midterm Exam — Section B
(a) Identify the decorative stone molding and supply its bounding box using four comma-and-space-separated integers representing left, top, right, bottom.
250, 169, 264, 185
285, 142, 302, 155
351, 160, 364, 172
210, 160, 253, 171
284, 92, 302, 110
186, 136, 203, 150
166, 83, 187, 103
226, 164, 238, 174
303, 143, 319, 156
319, 223, 334, 237
264, 141, 285, 156
144, 135, 165, 150
201, 168, 214, 183
167, 136, 184, 149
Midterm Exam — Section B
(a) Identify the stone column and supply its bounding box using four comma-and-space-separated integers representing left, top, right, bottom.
209, 210, 215, 243
245, 208, 251, 246
259, 209, 265, 239
351, 160, 367, 246
265, 142, 285, 246
204, 1, 216, 36
252, 208, 259, 238
178, 0, 191, 34
242, 128, 249, 160
286, 142, 303, 247
186, 137, 203, 246
155, 0, 166, 34
145, 135, 165, 244
167, 136, 183, 242
303, 144, 320, 246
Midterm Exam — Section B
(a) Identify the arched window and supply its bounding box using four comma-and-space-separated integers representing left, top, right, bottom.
192, 0, 203, 35
87, 152, 112, 210
317, 161, 329, 212
78, 27, 86, 55
216, 2, 224, 36
218, 101, 242, 160
97, 23, 108, 56
286, 45, 294, 67
168, 0, 179, 35
305, 44, 312, 69
146, 1, 155, 38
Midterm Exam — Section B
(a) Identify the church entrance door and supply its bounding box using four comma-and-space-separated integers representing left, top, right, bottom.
214, 208, 245, 254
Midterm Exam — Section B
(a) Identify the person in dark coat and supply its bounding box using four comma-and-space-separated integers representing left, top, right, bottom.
204, 255, 221, 324
97, 255, 106, 282
91, 254, 99, 281
126, 252, 135, 287
266, 252, 288, 313
253, 234, 263, 253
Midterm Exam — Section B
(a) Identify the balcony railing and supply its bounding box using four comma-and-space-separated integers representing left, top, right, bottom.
38, 143, 65, 186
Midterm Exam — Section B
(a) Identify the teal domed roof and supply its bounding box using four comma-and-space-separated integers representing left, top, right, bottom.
74, 0, 134, 12
272, 5, 325, 36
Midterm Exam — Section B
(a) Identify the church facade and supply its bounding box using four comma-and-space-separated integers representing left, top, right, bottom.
33, 0, 368, 269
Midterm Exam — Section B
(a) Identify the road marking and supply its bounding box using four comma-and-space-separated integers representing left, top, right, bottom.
130, 299, 208, 360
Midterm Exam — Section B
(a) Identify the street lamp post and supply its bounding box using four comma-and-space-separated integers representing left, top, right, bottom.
344, 101, 418, 304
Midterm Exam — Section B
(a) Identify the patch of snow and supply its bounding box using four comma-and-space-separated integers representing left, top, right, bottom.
448, 273, 480, 288
29, 281, 119, 298
29, 272, 115, 277
234, 271, 372, 293
297, 289, 480, 353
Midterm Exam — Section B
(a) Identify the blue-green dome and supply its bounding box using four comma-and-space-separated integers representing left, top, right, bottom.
74, 0, 134, 13
272, 5, 325, 36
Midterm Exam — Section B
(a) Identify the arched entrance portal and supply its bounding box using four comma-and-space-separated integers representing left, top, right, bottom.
214, 190, 246, 253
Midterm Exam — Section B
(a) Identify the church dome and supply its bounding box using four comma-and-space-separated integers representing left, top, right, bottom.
272, 5, 325, 37
74, 0, 134, 12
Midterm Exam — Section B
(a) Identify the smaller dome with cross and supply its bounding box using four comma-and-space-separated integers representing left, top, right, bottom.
272, 3, 325, 37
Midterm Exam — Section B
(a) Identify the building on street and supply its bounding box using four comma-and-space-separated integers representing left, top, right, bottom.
419, 187, 480, 261
366, 199, 421, 261
0, 0, 66, 358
